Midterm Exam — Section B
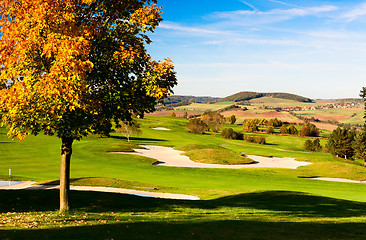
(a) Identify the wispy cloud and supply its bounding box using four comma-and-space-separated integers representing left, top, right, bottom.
339, 2, 366, 22
159, 22, 228, 35
239, 0, 259, 11
268, 0, 300, 8
213, 5, 338, 19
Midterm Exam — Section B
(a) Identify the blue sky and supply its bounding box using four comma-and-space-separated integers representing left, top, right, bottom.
147, 0, 366, 99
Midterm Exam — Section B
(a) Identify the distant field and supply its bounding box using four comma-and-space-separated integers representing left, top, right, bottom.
174, 102, 233, 112
295, 108, 364, 125
249, 97, 315, 107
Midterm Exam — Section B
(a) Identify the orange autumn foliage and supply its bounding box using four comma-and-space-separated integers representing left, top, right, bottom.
0, 0, 177, 140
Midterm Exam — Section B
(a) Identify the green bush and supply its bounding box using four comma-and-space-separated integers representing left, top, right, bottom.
221, 128, 244, 140
244, 135, 266, 144
266, 126, 275, 134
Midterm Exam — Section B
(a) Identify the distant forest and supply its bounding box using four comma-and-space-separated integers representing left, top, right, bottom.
163, 95, 220, 105
219, 91, 314, 103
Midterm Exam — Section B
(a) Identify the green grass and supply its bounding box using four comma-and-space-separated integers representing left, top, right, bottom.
1, 116, 366, 239
176, 144, 254, 164
1, 190, 366, 239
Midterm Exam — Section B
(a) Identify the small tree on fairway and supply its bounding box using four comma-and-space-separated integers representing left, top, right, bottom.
187, 118, 208, 134
116, 120, 142, 142
201, 111, 225, 132
0, 0, 177, 211
326, 127, 356, 159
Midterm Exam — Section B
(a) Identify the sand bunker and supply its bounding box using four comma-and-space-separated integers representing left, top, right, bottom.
120, 145, 312, 169
309, 177, 366, 184
151, 127, 171, 131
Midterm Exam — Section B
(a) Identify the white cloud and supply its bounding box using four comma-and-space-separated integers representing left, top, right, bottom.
268, 0, 300, 8
212, 5, 338, 21
239, 0, 259, 11
159, 22, 228, 35
339, 2, 366, 22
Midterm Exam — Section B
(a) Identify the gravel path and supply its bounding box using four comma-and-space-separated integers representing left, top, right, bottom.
0, 181, 200, 200
118, 145, 312, 169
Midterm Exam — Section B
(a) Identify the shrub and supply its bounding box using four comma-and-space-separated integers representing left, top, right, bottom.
244, 135, 266, 144
304, 139, 322, 152
288, 125, 298, 135
266, 126, 275, 134
300, 123, 320, 137
244, 135, 254, 143
232, 131, 244, 140
221, 128, 244, 140
187, 118, 208, 134
227, 115, 237, 124
254, 136, 266, 144
267, 118, 282, 127
201, 111, 225, 132
280, 124, 288, 134
243, 119, 259, 132
221, 128, 235, 139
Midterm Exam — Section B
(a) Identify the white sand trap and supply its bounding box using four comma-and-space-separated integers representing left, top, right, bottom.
309, 177, 366, 184
0, 181, 199, 200
120, 145, 312, 169
151, 127, 171, 131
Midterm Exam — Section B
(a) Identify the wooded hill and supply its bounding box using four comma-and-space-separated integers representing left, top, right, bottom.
220, 91, 314, 103
164, 95, 220, 105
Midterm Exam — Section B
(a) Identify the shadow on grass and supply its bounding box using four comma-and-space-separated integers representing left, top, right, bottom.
1, 220, 365, 240
1, 190, 366, 218
109, 135, 167, 143
1, 190, 366, 239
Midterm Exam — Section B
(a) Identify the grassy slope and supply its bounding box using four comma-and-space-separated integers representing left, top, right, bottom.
1, 116, 366, 239
1, 117, 365, 201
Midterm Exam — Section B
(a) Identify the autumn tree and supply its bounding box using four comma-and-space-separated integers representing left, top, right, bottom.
288, 125, 298, 135
300, 123, 320, 137
201, 111, 225, 132
267, 118, 282, 127
0, 0, 177, 211
227, 115, 236, 124
280, 124, 288, 134
182, 111, 188, 119
243, 119, 259, 132
187, 118, 208, 134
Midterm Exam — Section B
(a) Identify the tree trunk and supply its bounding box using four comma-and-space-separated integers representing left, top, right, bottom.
60, 137, 73, 211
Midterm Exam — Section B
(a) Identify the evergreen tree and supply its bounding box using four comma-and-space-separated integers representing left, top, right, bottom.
352, 130, 366, 166
326, 127, 355, 159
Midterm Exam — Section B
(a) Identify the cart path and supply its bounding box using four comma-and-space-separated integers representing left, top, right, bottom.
0, 181, 200, 200
117, 145, 312, 169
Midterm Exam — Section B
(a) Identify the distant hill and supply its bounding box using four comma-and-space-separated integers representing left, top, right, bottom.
163, 95, 220, 105
220, 91, 313, 103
